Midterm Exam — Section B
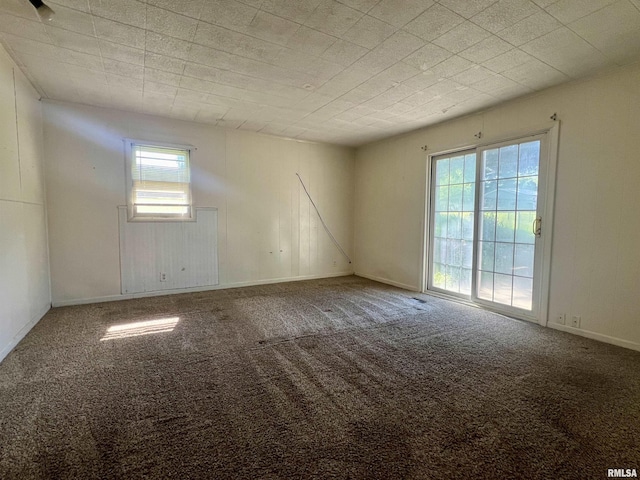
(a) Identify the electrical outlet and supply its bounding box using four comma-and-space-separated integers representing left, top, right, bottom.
333, 260, 337, 267
159, 272, 167, 282
571, 315, 581, 328
556, 313, 566, 325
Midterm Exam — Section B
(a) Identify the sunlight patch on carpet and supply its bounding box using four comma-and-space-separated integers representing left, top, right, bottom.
100, 317, 179, 341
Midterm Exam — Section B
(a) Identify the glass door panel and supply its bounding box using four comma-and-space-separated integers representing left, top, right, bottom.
429, 151, 476, 296
475, 140, 541, 312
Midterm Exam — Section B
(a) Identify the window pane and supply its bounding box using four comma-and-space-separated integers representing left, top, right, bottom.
434, 186, 449, 211
498, 145, 518, 178
514, 244, 535, 278
436, 159, 449, 185
447, 239, 463, 267
449, 156, 464, 184
481, 181, 497, 210
493, 274, 513, 305
462, 183, 475, 212
518, 141, 540, 177
479, 241, 495, 271
433, 237, 447, 264
478, 271, 494, 300
483, 149, 498, 180
517, 176, 538, 211
433, 263, 446, 289
446, 265, 461, 291
497, 179, 517, 210
462, 213, 474, 241
494, 243, 514, 275
495, 212, 515, 243
435, 212, 448, 238
480, 212, 496, 241
515, 212, 536, 244
464, 154, 476, 183
449, 184, 463, 211
462, 241, 473, 268
447, 213, 461, 238
513, 277, 533, 310
460, 269, 472, 295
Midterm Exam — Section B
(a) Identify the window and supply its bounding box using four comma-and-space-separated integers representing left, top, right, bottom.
125, 141, 193, 221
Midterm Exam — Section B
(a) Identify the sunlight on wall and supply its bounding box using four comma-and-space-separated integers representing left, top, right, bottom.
100, 317, 179, 341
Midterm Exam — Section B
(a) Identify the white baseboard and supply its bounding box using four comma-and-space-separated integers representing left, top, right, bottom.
0, 304, 51, 363
548, 323, 640, 352
52, 271, 355, 307
354, 272, 419, 292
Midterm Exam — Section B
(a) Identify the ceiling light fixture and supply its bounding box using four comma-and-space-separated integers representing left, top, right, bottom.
28, 0, 55, 21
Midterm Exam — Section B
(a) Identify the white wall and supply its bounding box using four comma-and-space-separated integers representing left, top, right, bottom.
0, 45, 50, 361
43, 102, 355, 305
355, 62, 640, 351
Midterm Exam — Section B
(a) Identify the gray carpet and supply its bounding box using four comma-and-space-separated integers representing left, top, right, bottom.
1, 276, 639, 479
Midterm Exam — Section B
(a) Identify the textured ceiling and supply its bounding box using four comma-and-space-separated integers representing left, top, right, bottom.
1, 0, 640, 146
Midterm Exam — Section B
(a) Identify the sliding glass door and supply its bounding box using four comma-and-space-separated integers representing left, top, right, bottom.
428, 134, 547, 319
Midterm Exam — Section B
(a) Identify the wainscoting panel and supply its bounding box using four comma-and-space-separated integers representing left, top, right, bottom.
119, 207, 218, 294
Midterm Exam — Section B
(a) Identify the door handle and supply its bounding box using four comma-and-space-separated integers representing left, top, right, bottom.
532, 217, 542, 237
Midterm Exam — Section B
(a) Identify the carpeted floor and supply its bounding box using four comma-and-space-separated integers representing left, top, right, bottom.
0, 276, 639, 479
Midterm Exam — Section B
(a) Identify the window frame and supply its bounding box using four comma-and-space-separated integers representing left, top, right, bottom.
124, 139, 195, 222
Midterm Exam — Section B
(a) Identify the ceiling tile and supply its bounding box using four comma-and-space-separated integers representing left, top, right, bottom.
545, 0, 618, 23
437, 0, 501, 19
193, 21, 282, 62
87, 0, 146, 28
241, 11, 300, 45
470, 0, 540, 33
146, 0, 204, 19
145, 31, 192, 60
342, 15, 397, 49
44, 4, 96, 36
458, 35, 512, 62
402, 42, 451, 71
369, 0, 434, 27
450, 64, 496, 85
429, 55, 473, 77
45, 26, 100, 56
146, 5, 199, 41
144, 79, 178, 96
286, 26, 337, 56
570, 0, 640, 64
352, 30, 424, 74
338, 0, 382, 12
260, 0, 323, 23
48, 0, 90, 15
145, 52, 185, 74
521, 27, 611, 77
495, 10, 561, 46
0, 14, 50, 44
200, 0, 257, 29
272, 48, 344, 83
106, 72, 143, 91
481, 48, 534, 72
321, 38, 368, 66
404, 4, 465, 41
501, 57, 569, 89
432, 20, 491, 53
315, 66, 372, 96
100, 40, 144, 65
104, 58, 144, 79
93, 17, 146, 49
144, 67, 183, 86
304, 0, 364, 36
